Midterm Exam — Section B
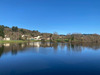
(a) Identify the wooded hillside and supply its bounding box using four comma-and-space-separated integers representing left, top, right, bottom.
0, 25, 100, 43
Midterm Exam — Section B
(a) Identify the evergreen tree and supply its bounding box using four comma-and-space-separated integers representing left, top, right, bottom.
12, 26, 18, 32
0, 25, 5, 38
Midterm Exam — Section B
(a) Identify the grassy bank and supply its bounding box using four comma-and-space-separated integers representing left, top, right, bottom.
0, 40, 99, 44
0, 40, 40, 43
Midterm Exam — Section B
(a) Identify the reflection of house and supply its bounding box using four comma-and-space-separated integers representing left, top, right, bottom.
29, 42, 34, 46
33, 42, 41, 47
21, 44, 26, 48
3, 43, 10, 47
4, 35, 10, 41
47, 42, 51, 46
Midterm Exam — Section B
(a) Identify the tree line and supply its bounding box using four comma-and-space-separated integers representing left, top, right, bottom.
50, 33, 100, 43
0, 25, 100, 43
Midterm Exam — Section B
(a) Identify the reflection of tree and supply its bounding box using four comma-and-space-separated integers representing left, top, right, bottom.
67, 43, 71, 51
1, 42, 100, 57
71, 44, 74, 49
11, 47, 17, 55
0, 45, 4, 57
67, 43, 82, 52
60, 43, 66, 50
67, 43, 100, 52
41, 42, 52, 47
11, 49, 17, 55
52, 43, 58, 50
11, 44, 18, 55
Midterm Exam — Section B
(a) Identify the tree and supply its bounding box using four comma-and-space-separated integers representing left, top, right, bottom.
52, 32, 59, 40
50, 34, 53, 41
0, 25, 5, 38
20, 29, 26, 34
12, 26, 18, 32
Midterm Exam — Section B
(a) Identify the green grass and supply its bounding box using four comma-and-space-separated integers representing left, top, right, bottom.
0, 39, 70, 44
0, 40, 40, 43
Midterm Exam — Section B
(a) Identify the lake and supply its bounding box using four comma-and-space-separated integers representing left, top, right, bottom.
0, 42, 100, 75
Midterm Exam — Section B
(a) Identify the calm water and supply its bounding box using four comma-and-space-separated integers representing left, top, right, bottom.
0, 42, 100, 75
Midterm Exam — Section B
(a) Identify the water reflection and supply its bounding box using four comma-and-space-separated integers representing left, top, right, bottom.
0, 42, 100, 57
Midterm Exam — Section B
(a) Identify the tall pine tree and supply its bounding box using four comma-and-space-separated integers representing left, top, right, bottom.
0, 25, 4, 38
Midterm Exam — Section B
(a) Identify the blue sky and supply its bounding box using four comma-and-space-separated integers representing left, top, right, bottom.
0, 0, 100, 34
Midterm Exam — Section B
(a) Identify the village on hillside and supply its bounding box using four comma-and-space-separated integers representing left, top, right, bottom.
3, 35, 43, 41
0, 25, 60, 41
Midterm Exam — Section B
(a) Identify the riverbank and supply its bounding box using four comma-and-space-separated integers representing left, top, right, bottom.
0, 39, 99, 44
0, 40, 41, 43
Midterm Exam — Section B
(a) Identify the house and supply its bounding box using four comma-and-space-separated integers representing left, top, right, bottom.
4, 38, 10, 41
21, 35, 29, 40
47, 38, 50, 40
22, 35, 28, 38
33, 36, 41, 40
3, 35, 10, 41
21, 35, 42, 40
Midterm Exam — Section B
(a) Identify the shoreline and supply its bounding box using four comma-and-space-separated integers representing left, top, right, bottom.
0, 40, 100, 44
0, 40, 41, 43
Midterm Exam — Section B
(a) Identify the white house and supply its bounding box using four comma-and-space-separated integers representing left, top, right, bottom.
4, 38, 10, 41
3, 35, 10, 41
33, 36, 41, 40
22, 35, 28, 38
33, 42, 41, 47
